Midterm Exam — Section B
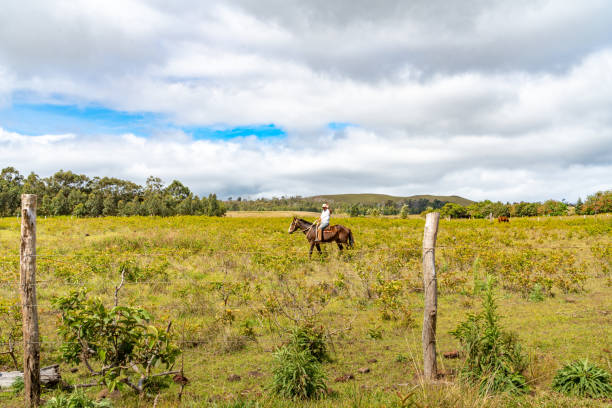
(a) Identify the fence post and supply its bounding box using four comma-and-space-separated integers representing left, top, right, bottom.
20, 194, 40, 407
422, 212, 439, 381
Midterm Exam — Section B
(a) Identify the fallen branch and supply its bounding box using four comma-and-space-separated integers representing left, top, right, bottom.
0, 365, 61, 390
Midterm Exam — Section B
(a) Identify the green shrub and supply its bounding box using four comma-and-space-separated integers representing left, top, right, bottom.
528, 284, 545, 302
43, 389, 113, 408
11, 376, 24, 395
52, 289, 180, 394
451, 277, 529, 395
395, 354, 408, 363
552, 359, 612, 399
271, 344, 327, 400
289, 325, 330, 363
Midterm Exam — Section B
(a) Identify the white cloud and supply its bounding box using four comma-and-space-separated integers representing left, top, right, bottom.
1, 126, 610, 202
0, 1, 611, 201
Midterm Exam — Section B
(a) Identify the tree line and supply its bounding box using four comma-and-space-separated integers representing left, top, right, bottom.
1, 166, 609, 218
435, 192, 612, 219
0, 167, 225, 217
225, 196, 448, 216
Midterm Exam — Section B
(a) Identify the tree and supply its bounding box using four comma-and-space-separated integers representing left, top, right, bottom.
349, 204, 361, 217
165, 180, 191, 201
207, 193, 226, 216
538, 200, 568, 216
177, 196, 195, 215
51, 189, 71, 215
440, 203, 468, 219
145, 176, 164, 194
0, 167, 23, 216
575, 197, 583, 215
85, 192, 104, 217
399, 205, 410, 219
583, 190, 612, 214
72, 203, 86, 217
102, 195, 117, 216
67, 189, 86, 210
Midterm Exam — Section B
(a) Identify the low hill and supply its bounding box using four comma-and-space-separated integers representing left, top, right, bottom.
309, 193, 473, 206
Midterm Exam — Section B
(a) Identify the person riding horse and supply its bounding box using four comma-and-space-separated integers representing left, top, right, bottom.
315, 203, 331, 242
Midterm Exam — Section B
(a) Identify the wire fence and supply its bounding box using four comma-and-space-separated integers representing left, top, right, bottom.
0, 242, 602, 291
0, 235, 608, 355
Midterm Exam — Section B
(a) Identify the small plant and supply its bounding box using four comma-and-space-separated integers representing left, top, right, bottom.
271, 344, 327, 400
367, 324, 383, 340
213, 399, 260, 408
240, 318, 257, 339
270, 324, 330, 400
0, 299, 22, 368
43, 389, 113, 408
220, 328, 248, 354
552, 359, 612, 399
395, 354, 408, 363
11, 376, 24, 395
289, 325, 330, 363
528, 284, 545, 302
451, 277, 528, 395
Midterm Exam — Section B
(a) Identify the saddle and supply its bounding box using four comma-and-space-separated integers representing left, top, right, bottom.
322, 225, 337, 234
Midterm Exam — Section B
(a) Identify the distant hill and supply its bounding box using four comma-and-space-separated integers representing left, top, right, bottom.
309, 193, 473, 206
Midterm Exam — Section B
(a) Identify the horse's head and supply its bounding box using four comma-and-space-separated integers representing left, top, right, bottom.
288, 217, 298, 234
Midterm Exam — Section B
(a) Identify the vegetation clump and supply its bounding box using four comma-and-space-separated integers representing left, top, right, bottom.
52, 289, 180, 394
451, 278, 529, 395
270, 325, 329, 399
288, 325, 330, 363
43, 389, 113, 408
551, 359, 612, 399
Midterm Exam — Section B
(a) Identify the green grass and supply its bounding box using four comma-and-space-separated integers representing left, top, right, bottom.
0, 214, 610, 407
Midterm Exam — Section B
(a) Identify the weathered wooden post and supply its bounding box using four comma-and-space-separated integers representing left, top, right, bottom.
422, 211, 439, 381
20, 194, 40, 407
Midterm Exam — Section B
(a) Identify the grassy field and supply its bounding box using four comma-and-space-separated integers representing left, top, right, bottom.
0, 214, 611, 407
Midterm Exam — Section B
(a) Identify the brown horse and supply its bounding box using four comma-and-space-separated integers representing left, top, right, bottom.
498, 216, 509, 223
288, 217, 354, 257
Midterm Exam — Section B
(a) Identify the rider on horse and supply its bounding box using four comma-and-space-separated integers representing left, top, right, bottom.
315, 203, 331, 242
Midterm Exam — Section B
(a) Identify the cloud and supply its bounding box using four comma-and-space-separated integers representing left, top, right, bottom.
1, 125, 610, 202
0, 1, 611, 201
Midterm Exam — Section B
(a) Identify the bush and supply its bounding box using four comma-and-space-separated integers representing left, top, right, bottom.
43, 389, 113, 408
52, 289, 180, 394
552, 359, 612, 399
270, 325, 329, 399
450, 277, 529, 395
271, 345, 327, 400
289, 325, 330, 363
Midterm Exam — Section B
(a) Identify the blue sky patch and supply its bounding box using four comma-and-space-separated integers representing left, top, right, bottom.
327, 122, 353, 130
0, 103, 161, 136
0, 101, 287, 140
187, 123, 286, 140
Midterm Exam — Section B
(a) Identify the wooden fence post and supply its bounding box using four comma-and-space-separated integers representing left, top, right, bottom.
422, 212, 439, 381
20, 194, 40, 407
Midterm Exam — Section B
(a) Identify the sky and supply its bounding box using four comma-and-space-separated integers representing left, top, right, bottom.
1, 0, 611, 202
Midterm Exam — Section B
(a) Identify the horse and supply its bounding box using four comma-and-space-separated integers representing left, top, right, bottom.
498, 216, 509, 223
288, 217, 354, 257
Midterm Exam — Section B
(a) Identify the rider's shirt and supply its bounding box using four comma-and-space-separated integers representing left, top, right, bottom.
320, 209, 330, 225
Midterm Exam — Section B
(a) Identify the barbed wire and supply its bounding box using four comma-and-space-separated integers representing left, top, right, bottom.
0, 243, 603, 264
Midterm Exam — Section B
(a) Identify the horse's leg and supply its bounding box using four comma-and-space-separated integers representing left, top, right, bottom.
337, 242, 343, 251
309, 242, 315, 258
315, 243, 322, 254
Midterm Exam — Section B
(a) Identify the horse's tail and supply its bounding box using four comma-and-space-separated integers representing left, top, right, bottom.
348, 229, 354, 248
